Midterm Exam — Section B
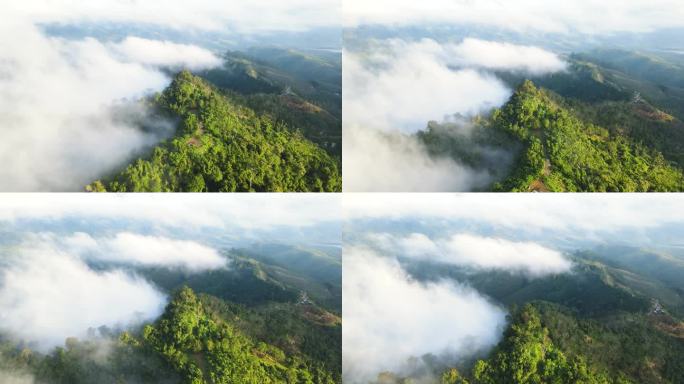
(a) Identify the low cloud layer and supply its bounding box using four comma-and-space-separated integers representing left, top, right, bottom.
0, 243, 166, 351
111, 37, 223, 70
343, 247, 507, 383
450, 38, 567, 75
372, 232, 573, 277
344, 0, 684, 35
344, 39, 515, 133
0, 194, 341, 232
0, 10, 222, 190
343, 38, 563, 191
64, 232, 228, 272
343, 126, 494, 191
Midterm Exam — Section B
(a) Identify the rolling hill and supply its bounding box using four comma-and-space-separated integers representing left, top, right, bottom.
421, 49, 684, 192
0, 243, 342, 384
397, 247, 684, 384
87, 71, 341, 192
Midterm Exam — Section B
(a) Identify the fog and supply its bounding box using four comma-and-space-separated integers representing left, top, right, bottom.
0, 371, 34, 384
449, 38, 567, 75
372, 232, 572, 277
343, 126, 494, 191
0, 11, 224, 191
111, 37, 223, 70
0, 194, 341, 232
0, 241, 166, 352
0, 194, 341, 355
343, 39, 514, 134
343, 38, 565, 191
0, 0, 338, 191
344, 193, 684, 236
343, 247, 507, 383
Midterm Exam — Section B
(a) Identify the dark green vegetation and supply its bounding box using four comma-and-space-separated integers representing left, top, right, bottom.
0, 244, 341, 383
387, 247, 684, 384
197, 48, 341, 158
88, 47, 341, 192
421, 49, 684, 191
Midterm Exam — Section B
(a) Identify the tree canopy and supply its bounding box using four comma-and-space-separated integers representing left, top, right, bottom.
88, 71, 341, 192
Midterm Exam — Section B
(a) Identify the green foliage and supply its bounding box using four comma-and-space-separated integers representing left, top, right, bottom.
491, 81, 684, 191
471, 305, 614, 384
417, 118, 519, 188
0, 250, 341, 384
417, 248, 684, 384
0, 333, 182, 384
141, 287, 337, 384
441, 368, 469, 384
89, 71, 341, 192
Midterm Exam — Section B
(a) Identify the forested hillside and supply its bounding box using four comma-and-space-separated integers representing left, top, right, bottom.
88, 70, 341, 192
391, 248, 684, 384
418, 49, 684, 192
0, 245, 342, 383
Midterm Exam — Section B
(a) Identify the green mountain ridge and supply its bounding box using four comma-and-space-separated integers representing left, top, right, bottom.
421, 49, 684, 191
0, 245, 341, 383
383, 249, 684, 384
421, 78, 684, 191
197, 48, 341, 157
88, 71, 341, 192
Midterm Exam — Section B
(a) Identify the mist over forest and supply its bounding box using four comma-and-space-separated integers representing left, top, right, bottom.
343, 0, 684, 192
343, 194, 684, 384
0, 194, 342, 383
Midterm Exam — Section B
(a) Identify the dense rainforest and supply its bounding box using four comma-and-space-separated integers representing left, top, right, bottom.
0, 244, 342, 383
373, 246, 684, 384
88, 47, 341, 192
420, 49, 684, 192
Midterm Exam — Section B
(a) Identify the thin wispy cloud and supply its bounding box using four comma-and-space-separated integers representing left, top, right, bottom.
344, 0, 684, 35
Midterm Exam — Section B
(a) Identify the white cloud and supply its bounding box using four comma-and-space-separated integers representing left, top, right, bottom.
342, 126, 494, 191
65, 232, 227, 272
1, 0, 318, 191
0, 194, 340, 231
9, 0, 339, 33
449, 38, 567, 75
0, 13, 226, 191
343, 248, 506, 383
376, 232, 572, 277
343, 38, 562, 191
111, 37, 223, 70
0, 244, 166, 351
343, 39, 513, 133
344, 0, 684, 35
